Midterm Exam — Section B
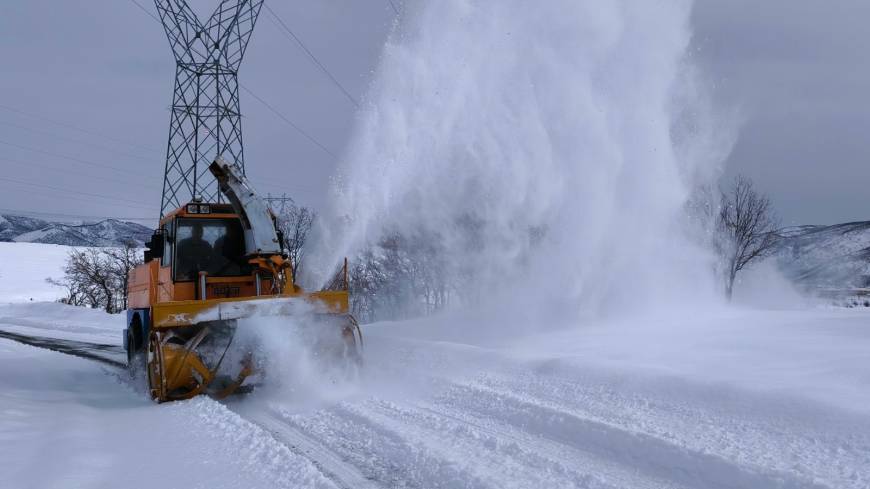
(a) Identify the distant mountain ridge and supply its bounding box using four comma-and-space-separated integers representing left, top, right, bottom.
775, 221, 870, 301
0, 215, 151, 247
2, 212, 868, 294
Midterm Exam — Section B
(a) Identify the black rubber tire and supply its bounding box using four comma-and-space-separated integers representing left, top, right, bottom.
146, 332, 165, 402
126, 330, 135, 368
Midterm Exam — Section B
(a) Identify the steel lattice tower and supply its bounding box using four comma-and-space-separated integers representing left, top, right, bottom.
155, 0, 264, 216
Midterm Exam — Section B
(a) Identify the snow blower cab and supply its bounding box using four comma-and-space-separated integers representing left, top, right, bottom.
124, 156, 360, 402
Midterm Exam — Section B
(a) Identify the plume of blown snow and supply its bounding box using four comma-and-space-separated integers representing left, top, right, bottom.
309, 0, 731, 323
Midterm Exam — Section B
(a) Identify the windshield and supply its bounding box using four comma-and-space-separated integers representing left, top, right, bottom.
174, 218, 250, 281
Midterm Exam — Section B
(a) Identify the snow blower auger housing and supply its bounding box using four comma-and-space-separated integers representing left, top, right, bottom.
123, 157, 361, 403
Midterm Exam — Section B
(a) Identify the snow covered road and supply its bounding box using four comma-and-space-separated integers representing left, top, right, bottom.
1, 303, 869, 489
227, 311, 870, 489
0, 340, 337, 489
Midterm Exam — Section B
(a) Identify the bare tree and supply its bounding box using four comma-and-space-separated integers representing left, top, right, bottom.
63, 249, 116, 312
45, 275, 85, 307
103, 240, 144, 311
48, 242, 143, 313
348, 247, 387, 321
717, 176, 780, 299
273, 203, 316, 280
346, 231, 455, 323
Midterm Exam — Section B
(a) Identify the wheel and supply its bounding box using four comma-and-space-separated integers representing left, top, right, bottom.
146, 331, 166, 402
127, 317, 146, 381
344, 315, 363, 366
126, 330, 136, 371
127, 332, 144, 374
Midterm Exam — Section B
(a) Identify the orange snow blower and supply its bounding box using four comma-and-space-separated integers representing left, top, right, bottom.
123, 157, 361, 402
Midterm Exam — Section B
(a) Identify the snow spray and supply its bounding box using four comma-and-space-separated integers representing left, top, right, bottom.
309, 0, 730, 323
232, 300, 362, 405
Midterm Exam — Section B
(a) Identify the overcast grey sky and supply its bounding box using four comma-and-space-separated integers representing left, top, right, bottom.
0, 1, 867, 226
694, 0, 870, 225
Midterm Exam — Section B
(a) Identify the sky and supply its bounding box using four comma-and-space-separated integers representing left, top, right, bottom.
693, 0, 870, 225
0, 0, 867, 226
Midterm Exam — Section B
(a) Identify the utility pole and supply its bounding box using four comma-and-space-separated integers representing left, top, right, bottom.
154, 0, 264, 217
263, 193, 296, 216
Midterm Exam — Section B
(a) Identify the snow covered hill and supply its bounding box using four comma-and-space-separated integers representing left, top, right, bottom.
0, 214, 151, 247
775, 221, 870, 301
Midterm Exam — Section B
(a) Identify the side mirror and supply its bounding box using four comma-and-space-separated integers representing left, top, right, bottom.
146, 231, 165, 261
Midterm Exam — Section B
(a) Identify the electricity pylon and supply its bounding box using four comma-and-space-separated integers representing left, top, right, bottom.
154, 0, 264, 216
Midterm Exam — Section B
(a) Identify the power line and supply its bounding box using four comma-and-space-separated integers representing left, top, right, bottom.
262, 193, 296, 214
0, 182, 157, 214
264, 5, 359, 109
240, 84, 338, 158
0, 188, 153, 214
0, 119, 300, 194
0, 104, 160, 155
246, 175, 315, 193
387, 0, 400, 15
0, 127, 315, 204
129, 0, 160, 23
0, 138, 155, 180
0, 156, 162, 192
0, 120, 153, 161
0, 176, 155, 209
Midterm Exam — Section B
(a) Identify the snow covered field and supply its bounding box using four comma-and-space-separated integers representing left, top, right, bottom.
0, 242, 72, 303
0, 243, 869, 488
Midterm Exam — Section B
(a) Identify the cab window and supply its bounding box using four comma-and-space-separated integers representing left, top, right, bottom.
174, 218, 249, 281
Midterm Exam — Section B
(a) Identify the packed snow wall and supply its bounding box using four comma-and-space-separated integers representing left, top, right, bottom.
311, 0, 727, 320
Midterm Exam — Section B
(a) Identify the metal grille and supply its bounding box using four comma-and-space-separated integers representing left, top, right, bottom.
155, 0, 264, 216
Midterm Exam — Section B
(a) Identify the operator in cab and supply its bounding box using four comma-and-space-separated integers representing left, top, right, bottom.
177, 222, 213, 278
213, 221, 246, 275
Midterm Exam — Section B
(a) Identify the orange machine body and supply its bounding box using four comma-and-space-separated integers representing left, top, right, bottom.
123, 202, 353, 402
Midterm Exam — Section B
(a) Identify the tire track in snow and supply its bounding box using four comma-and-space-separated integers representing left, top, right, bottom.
177, 398, 339, 489
441, 380, 830, 489
337, 399, 641, 489
413, 403, 688, 489
239, 406, 381, 489
0, 329, 125, 368
268, 404, 491, 489
469, 369, 870, 489
361, 398, 687, 489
